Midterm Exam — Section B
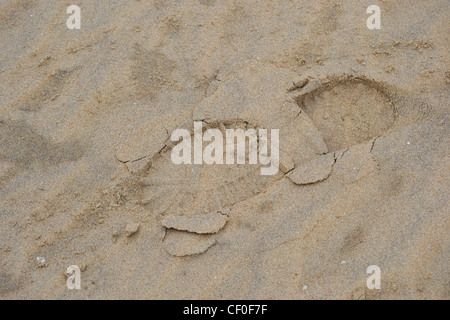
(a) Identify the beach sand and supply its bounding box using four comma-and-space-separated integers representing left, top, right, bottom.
0, 0, 448, 299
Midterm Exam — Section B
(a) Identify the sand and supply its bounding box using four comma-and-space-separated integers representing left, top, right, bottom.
0, 0, 448, 299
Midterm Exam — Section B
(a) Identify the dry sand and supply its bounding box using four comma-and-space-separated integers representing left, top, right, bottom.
0, 0, 449, 299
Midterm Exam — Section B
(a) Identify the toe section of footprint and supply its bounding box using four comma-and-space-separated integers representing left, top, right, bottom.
163, 230, 217, 257
162, 212, 228, 257
295, 76, 396, 153
286, 75, 397, 185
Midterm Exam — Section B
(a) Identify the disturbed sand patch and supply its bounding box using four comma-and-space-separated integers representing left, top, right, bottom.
112, 73, 418, 256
